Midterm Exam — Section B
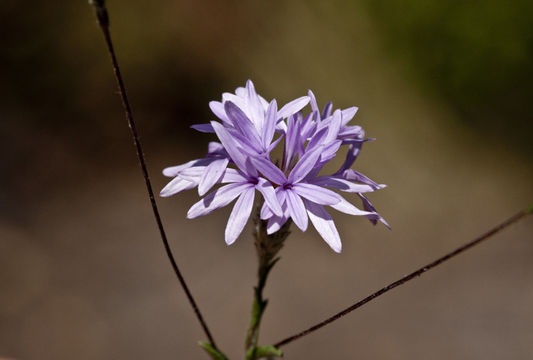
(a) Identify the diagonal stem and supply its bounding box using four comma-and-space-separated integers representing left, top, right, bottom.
89, 0, 218, 349
274, 206, 532, 348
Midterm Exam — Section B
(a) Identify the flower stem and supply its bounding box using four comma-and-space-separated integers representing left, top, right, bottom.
246, 206, 291, 359
88, 0, 219, 350
274, 206, 532, 348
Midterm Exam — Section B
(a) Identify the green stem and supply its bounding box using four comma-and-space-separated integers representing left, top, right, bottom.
245, 206, 291, 359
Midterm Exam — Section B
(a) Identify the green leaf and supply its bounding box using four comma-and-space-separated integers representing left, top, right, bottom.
198, 341, 228, 360
246, 345, 283, 359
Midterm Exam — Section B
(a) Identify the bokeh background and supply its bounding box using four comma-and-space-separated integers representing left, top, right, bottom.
1, 0, 532, 359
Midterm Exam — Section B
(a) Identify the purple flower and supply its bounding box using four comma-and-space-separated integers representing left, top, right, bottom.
161, 80, 387, 252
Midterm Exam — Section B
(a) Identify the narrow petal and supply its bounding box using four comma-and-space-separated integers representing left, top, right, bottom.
304, 200, 342, 253
283, 114, 301, 170
176, 166, 206, 182
187, 183, 251, 219
266, 134, 284, 154
288, 145, 324, 183
160, 176, 196, 197
225, 187, 255, 245
251, 156, 287, 185
220, 168, 249, 183
198, 158, 230, 196
278, 96, 310, 119
211, 121, 256, 176
256, 178, 283, 216
246, 80, 265, 130
312, 176, 378, 193
338, 125, 364, 140
267, 214, 289, 234
341, 169, 382, 190
359, 194, 391, 229
260, 201, 273, 220
306, 127, 328, 153
209, 101, 230, 124
292, 183, 341, 205
224, 101, 262, 148
337, 142, 362, 172
162, 161, 196, 177
207, 142, 226, 155
266, 193, 289, 233
341, 107, 358, 126
262, 100, 278, 148
162, 159, 211, 177
329, 196, 375, 216
324, 109, 342, 143
191, 123, 215, 133
222, 93, 247, 116
308, 90, 320, 114
321, 101, 333, 119
286, 190, 308, 231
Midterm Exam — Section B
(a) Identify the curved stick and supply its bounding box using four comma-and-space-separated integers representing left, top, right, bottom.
89, 1, 218, 348
275, 206, 532, 348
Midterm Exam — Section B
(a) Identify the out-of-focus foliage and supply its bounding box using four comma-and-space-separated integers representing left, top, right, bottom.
362, 0, 533, 153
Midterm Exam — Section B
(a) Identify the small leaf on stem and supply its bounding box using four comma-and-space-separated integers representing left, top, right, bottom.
246, 345, 283, 359
199, 341, 229, 360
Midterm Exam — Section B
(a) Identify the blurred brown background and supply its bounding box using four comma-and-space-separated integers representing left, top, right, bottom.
1, 0, 532, 359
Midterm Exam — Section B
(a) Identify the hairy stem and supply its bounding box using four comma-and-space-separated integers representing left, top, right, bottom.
246, 206, 291, 359
88, 0, 219, 350
274, 206, 532, 348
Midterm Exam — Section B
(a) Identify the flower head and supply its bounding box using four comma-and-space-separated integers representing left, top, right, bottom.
161, 80, 388, 252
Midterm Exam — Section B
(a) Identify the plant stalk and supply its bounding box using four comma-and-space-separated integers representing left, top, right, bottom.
245, 206, 291, 359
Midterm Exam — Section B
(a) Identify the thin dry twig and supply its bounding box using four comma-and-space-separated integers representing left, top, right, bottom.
274, 206, 532, 348
89, 0, 218, 348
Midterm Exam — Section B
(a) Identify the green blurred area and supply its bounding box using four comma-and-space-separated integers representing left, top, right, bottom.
363, 0, 533, 148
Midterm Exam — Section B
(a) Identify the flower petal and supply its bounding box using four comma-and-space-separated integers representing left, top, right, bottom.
288, 145, 324, 183
337, 142, 362, 172
224, 101, 262, 148
260, 201, 273, 220
341, 169, 382, 190
209, 101, 230, 124
245, 80, 265, 131
308, 89, 319, 114
162, 159, 210, 177
304, 200, 342, 253
220, 168, 248, 183
176, 166, 205, 182
341, 107, 358, 126
187, 183, 251, 219
267, 214, 289, 234
225, 186, 255, 245
256, 178, 283, 216
286, 189, 308, 231
312, 176, 378, 193
329, 196, 375, 216
278, 96, 310, 119
191, 123, 215, 133
292, 183, 341, 205
321, 101, 332, 119
262, 100, 278, 148
160, 176, 196, 197
251, 156, 287, 185
211, 121, 257, 176
359, 194, 391, 229
198, 158, 230, 196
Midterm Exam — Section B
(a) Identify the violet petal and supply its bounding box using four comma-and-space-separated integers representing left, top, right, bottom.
304, 200, 342, 253
225, 186, 255, 245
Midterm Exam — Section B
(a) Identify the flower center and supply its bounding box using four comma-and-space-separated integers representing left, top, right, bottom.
282, 183, 293, 190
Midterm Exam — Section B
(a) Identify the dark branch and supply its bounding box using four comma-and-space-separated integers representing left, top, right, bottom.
89, 0, 218, 348
274, 207, 532, 348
